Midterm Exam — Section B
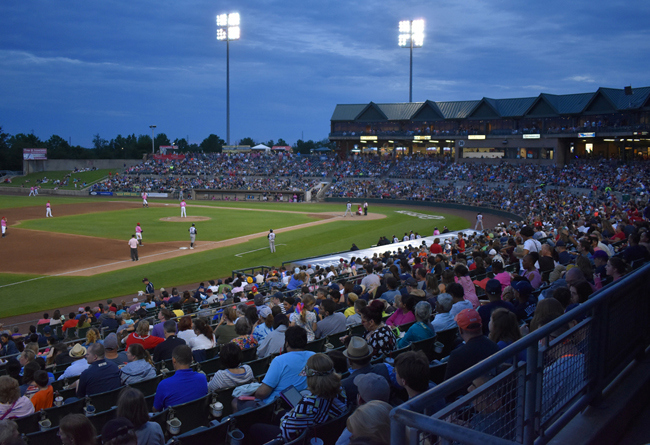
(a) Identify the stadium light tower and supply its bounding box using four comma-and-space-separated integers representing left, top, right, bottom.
216, 12, 240, 146
149, 125, 156, 153
398, 19, 425, 103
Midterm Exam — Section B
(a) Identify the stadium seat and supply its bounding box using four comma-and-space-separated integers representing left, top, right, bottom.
229, 399, 280, 445
388, 344, 411, 360
128, 375, 162, 397
14, 410, 41, 435
310, 408, 351, 444
410, 336, 437, 361
304, 337, 327, 353
88, 385, 126, 412
348, 325, 365, 337
325, 329, 349, 349
433, 328, 459, 359
197, 356, 223, 375
24, 426, 60, 445
241, 347, 258, 363
168, 394, 212, 435
87, 407, 117, 433
76, 327, 90, 339
193, 349, 207, 363
149, 408, 170, 433
144, 393, 156, 412
42, 397, 85, 426
57, 386, 77, 401
397, 321, 416, 333
244, 356, 271, 379
169, 418, 232, 445
212, 387, 236, 418
204, 346, 219, 360
429, 362, 447, 385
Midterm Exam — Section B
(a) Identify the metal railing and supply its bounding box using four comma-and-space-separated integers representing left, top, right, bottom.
390, 263, 650, 445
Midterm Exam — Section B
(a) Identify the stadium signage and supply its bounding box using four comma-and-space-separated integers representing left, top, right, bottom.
153, 154, 184, 160
395, 210, 444, 220
523, 134, 541, 139
360, 136, 378, 141
148, 193, 168, 198
579, 132, 595, 138
89, 191, 113, 196
23, 148, 47, 160
413, 135, 431, 140
468, 135, 486, 140
113, 192, 140, 197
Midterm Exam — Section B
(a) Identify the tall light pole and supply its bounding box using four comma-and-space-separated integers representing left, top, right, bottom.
399, 19, 425, 102
217, 12, 240, 146
149, 125, 156, 153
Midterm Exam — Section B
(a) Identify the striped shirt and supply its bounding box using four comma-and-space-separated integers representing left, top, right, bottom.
280, 394, 347, 442
207, 365, 254, 392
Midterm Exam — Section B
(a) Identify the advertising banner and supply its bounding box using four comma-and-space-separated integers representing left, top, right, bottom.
89, 191, 113, 196
153, 154, 185, 160
147, 192, 168, 198
113, 192, 140, 197
23, 148, 47, 160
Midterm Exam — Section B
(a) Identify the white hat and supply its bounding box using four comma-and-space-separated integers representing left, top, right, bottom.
488, 249, 497, 255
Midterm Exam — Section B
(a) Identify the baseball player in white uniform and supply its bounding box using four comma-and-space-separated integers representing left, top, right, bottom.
180, 199, 187, 217
46, 201, 53, 217
142, 192, 148, 208
135, 223, 143, 246
268, 229, 276, 253
475, 212, 484, 230
189, 223, 197, 249
1, 217, 6, 237
343, 201, 353, 217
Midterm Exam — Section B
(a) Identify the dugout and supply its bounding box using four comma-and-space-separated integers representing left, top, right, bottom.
192, 189, 309, 202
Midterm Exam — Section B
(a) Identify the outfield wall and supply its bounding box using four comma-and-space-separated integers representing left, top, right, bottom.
324, 197, 524, 222
23, 159, 142, 174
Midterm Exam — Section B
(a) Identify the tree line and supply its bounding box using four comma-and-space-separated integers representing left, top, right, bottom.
0, 126, 336, 171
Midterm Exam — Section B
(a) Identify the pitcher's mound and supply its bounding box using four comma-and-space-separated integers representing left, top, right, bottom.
160, 216, 211, 222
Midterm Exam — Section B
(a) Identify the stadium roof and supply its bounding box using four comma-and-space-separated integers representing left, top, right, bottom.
331, 86, 650, 121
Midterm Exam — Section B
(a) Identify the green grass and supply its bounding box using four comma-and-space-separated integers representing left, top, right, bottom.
0, 169, 113, 189
0, 198, 468, 317
0, 195, 102, 209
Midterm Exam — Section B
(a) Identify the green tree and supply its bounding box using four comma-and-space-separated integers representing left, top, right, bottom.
7, 133, 45, 170
92, 134, 108, 150
277, 138, 288, 146
200, 134, 225, 153
239, 137, 255, 147
174, 138, 189, 151
264, 139, 275, 147
46, 135, 71, 158
293, 139, 316, 154
155, 133, 171, 151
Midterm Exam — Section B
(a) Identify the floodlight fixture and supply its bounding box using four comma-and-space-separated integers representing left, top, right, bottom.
216, 12, 241, 145
398, 19, 425, 102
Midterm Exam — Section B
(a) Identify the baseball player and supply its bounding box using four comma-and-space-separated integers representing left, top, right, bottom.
1, 217, 6, 237
135, 223, 143, 246
475, 212, 484, 230
141, 192, 148, 208
363, 201, 368, 216
128, 235, 139, 261
268, 229, 276, 253
180, 199, 187, 217
46, 201, 53, 217
189, 223, 197, 249
29, 186, 35, 197
343, 200, 353, 217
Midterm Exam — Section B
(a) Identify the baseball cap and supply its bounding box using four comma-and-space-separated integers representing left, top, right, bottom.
103, 333, 118, 351
593, 250, 609, 260
42, 326, 52, 334
142, 278, 149, 282
272, 292, 284, 301
485, 279, 502, 295
258, 306, 272, 318
555, 240, 566, 247
454, 308, 482, 331
354, 373, 390, 403
512, 280, 534, 296
347, 292, 359, 303
405, 277, 418, 287
488, 249, 497, 256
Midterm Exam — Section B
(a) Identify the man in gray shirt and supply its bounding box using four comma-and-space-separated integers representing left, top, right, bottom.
316, 299, 347, 338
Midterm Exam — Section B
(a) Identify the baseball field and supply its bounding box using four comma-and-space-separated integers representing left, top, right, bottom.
0, 194, 473, 317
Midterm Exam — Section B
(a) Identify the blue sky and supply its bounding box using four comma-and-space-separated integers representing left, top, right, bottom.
1, 0, 648, 147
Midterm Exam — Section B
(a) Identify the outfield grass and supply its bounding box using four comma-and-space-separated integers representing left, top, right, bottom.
0, 169, 113, 189
0, 198, 468, 317
0, 195, 103, 209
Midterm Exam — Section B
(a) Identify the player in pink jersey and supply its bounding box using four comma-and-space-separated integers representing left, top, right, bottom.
180, 199, 187, 217
1, 217, 7, 237
142, 192, 148, 208
46, 201, 52, 217
135, 222, 143, 246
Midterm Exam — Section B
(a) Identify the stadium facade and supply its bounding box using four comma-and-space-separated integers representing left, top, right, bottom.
330, 86, 650, 164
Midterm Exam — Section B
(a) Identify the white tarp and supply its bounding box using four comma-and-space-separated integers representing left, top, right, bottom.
251, 144, 271, 151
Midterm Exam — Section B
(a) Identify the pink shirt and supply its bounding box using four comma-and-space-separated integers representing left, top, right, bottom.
1, 220, 6, 227
136, 226, 142, 233
46, 203, 50, 208
181, 201, 186, 207
128, 238, 138, 248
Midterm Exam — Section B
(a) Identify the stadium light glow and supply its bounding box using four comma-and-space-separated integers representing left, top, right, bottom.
216, 12, 241, 145
398, 19, 425, 102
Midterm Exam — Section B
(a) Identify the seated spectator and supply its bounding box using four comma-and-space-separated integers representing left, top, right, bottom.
231, 319, 258, 350
257, 314, 290, 359
343, 292, 358, 317
19, 361, 40, 397
290, 294, 318, 342
0, 334, 19, 357
341, 337, 391, 407
100, 418, 138, 445
509, 280, 537, 321
103, 333, 128, 366
623, 233, 650, 264
215, 306, 239, 345
448, 283, 473, 319
477, 279, 515, 335
57, 344, 90, 380
317, 299, 348, 338
252, 306, 274, 344
444, 309, 500, 383
253, 326, 314, 405
454, 264, 480, 308
395, 351, 444, 411
187, 319, 216, 351
385, 295, 416, 328
76, 314, 91, 330
208, 343, 254, 392
379, 277, 400, 304
519, 254, 542, 289
252, 353, 347, 443
176, 315, 197, 344
569, 281, 594, 305
153, 320, 186, 363
0, 375, 35, 419
120, 344, 157, 385
58, 414, 97, 445
359, 301, 396, 358
153, 345, 208, 412
491, 260, 512, 291
116, 387, 165, 445
606, 257, 627, 282
100, 312, 118, 332
346, 400, 392, 445
77, 343, 122, 398
81, 327, 102, 348
0, 419, 19, 443
346, 299, 366, 327
432, 293, 457, 332
28, 370, 53, 411
125, 320, 164, 350
396, 301, 436, 348
488, 309, 526, 363
151, 309, 175, 339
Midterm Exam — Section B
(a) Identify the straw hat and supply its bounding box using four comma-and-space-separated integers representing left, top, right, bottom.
69, 343, 87, 358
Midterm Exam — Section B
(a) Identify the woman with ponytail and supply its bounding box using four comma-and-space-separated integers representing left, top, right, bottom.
289, 294, 318, 341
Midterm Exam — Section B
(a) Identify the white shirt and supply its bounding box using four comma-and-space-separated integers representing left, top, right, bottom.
177, 330, 197, 344
188, 334, 215, 351
57, 358, 90, 380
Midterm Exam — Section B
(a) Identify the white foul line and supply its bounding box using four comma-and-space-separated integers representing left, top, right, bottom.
235, 244, 286, 257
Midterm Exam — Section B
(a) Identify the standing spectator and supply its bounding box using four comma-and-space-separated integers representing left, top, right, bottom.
116, 387, 165, 445
120, 344, 157, 385
153, 345, 208, 412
